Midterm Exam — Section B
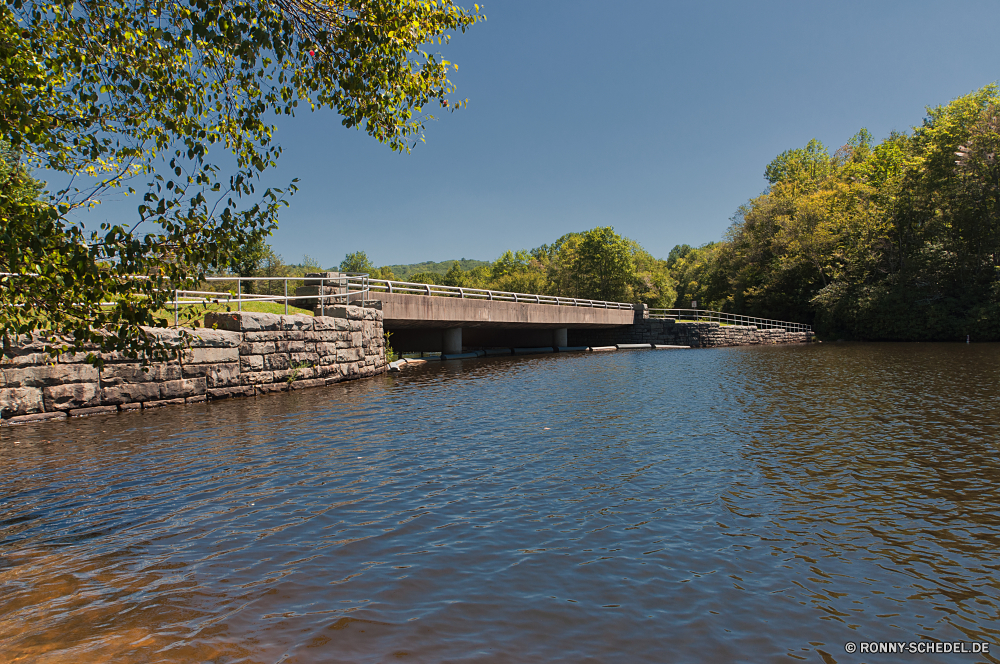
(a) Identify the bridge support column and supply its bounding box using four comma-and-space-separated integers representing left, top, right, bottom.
443, 327, 462, 354
553, 328, 568, 347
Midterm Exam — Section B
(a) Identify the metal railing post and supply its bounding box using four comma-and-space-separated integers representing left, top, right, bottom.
321, 278, 325, 317
284, 280, 288, 315
174, 289, 179, 327
237, 280, 242, 312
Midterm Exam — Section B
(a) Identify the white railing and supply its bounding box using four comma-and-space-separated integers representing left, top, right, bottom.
167, 274, 370, 324
649, 308, 812, 332
365, 278, 635, 310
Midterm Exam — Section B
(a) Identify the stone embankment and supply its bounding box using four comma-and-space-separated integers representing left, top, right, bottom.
570, 314, 814, 349
0, 305, 386, 425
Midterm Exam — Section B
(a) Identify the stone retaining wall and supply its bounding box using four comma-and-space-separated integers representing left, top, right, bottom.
569, 316, 814, 348
0, 305, 385, 424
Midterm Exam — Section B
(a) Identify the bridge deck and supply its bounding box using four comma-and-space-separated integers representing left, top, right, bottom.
375, 292, 635, 329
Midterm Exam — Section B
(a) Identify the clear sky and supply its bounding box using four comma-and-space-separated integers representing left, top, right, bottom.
94, 1, 1000, 269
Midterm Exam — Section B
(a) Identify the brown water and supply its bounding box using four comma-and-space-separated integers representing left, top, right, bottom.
1, 343, 999, 663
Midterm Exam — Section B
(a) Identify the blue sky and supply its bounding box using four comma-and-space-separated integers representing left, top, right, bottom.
87, 1, 1000, 269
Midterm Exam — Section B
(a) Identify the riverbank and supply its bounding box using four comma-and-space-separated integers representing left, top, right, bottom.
1, 311, 811, 425
0, 305, 386, 425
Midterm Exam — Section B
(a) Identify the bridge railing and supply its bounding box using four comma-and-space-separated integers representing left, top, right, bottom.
166, 274, 370, 323
649, 308, 812, 332
362, 277, 635, 310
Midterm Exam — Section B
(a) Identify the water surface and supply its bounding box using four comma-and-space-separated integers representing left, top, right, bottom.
2, 343, 999, 663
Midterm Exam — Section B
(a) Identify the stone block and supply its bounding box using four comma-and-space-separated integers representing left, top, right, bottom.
240, 355, 264, 372
347, 306, 365, 321
316, 342, 338, 357
182, 346, 239, 364
272, 369, 293, 383
281, 315, 314, 332
312, 316, 339, 331
207, 386, 253, 400
239, 341, 276, 355
349, 319, 363, 332
264, 354, 290, 371
3, 411, 67, 425
314, 363, 336, 377
337, 347, 363, 363
256, 382, 288, 394
186, 395, 207, 404
334, 317, 350, 332
1, 352, 52, 366
290, 352, 320, 366
2, 363, 99, 388
102, 382, 160, 405
290, 378, 325, 390
70, 405, 118, 418
182, 362, 240, 388
205, 311, 282, 332
242, 331, 282, 343
240, 371, 274, 386
288, 365, 316, 381
350, 332, 363, 347
158, 378, 206, 399
188, 328, 241, 348
0, 387, 44, 417
100, 362, 182, 386
277, 340, 308, 353
143, 398, 186, 408
120, 402, 143, 411
43, 382, 100, 411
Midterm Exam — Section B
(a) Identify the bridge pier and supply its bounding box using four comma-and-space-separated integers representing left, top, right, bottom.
443, 327, 462, 354
553, 328, 568, 347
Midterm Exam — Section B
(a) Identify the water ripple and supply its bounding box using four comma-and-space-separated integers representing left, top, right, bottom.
1, 344, 999, 662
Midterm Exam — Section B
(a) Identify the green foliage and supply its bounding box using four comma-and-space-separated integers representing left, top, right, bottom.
1, 0, 482, 363
383, 258, 488, 280
340, 250, 376, 274
705, 84, 1000, 340
384, 331, 397, 363
441, 261, 465, 286
572, 227, 636, 302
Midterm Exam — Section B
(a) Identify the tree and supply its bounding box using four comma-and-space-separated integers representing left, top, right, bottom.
1, 0, 482, 363
340, 250, 377, 274
441, 261, 465, 286
573, 226, 635, 302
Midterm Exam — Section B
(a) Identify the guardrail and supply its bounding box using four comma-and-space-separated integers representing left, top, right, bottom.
648, 308, 811, 332
364, 278, 634, 310
168, 274, 370, 324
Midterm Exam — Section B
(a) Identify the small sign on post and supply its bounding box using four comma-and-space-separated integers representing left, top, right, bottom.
691, 300, 698, 309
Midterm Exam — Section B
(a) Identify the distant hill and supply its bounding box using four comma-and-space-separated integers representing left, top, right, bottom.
382, 259, 489, 280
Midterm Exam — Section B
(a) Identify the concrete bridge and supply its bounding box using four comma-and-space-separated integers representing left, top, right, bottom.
375, 291, 636, 353
295, 274, 637, 353
294, 273, 812, 354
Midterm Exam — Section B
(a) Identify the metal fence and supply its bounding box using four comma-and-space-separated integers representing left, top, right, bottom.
168, 274, 370, 324
365, 278, 635, 309
648, 308, 812, 332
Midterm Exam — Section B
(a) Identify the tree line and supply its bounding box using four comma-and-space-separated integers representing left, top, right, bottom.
672, 85, 1000, 340
328, 226, 678, 308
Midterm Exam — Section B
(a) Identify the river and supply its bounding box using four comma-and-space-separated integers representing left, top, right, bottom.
1, 343, 998, 663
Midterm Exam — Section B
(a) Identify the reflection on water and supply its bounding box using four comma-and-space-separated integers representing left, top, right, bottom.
2, 343, 999, 663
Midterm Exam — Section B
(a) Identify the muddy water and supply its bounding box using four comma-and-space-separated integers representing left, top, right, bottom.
1, 343, 999, 663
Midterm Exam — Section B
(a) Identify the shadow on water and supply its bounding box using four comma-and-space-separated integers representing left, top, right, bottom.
1, 343, 999, 663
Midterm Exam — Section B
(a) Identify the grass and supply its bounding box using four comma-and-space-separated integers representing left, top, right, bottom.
151, 300, 314, 327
